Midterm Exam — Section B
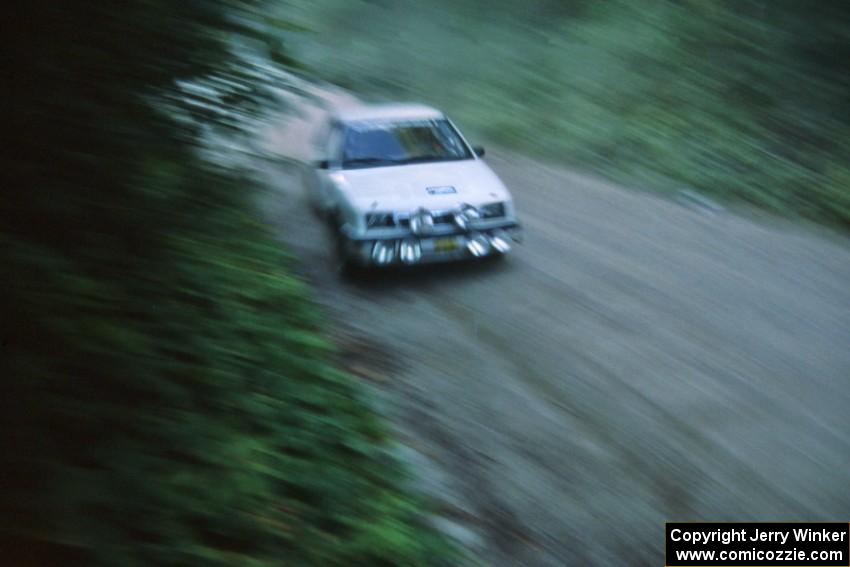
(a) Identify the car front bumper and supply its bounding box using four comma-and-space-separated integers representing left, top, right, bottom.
340, 221, 523, 267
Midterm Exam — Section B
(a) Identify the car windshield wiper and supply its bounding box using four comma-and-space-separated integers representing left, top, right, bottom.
399, 154, 451, 164
343, 157, 405, 167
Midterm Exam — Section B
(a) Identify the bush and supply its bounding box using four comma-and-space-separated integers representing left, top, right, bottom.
1, 2, 453, 564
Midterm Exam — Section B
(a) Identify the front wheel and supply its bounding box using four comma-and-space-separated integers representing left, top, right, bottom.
333, 226, 363, 280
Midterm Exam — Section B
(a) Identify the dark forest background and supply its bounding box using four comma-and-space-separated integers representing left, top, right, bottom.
3, 0, 849, 564
291, 0, 850, 228
1, 2, 451, 564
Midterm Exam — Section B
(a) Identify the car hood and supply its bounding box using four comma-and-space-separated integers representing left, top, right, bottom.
332, 159, 512, 212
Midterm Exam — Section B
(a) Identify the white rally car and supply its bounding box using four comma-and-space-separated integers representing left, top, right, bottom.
303, 103, 521, 270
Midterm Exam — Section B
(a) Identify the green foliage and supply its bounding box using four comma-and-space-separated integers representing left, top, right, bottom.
1, 1, 453, 564
4, 175, 452, 565
288, 0, 850, 230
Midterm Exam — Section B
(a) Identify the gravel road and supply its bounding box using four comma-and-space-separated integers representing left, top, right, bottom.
255, 86, 850, 566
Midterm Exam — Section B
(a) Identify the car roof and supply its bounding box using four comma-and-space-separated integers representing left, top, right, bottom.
332, 103, 444, 123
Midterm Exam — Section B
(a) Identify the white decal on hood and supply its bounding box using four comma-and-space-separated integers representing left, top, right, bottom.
427, 186, 457, 195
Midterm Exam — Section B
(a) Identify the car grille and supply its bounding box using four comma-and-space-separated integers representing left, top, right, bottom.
398, 212, 454, 228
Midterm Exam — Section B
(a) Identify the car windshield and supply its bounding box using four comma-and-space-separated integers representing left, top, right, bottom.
341, 118, 473, 169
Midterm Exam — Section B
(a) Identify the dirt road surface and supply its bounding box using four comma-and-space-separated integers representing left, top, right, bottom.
255, 86, 850, 566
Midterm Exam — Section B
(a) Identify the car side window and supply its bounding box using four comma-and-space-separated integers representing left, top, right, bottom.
326, 123, 344, 167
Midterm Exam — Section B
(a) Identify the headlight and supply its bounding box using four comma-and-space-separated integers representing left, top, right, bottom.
479, 202, 506, 219
366, 212, 395, 228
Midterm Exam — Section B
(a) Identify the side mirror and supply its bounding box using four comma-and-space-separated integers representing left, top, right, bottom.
315, 159, 330, 170
473, 146, 485, 157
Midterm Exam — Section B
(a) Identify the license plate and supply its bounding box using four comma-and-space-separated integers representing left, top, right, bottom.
433, 237, 458, 252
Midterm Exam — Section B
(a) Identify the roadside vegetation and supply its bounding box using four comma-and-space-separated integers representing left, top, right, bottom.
2, 2, 452, 564
286, 0, 850, 230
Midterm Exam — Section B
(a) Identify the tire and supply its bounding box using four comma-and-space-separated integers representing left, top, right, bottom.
311, 196, 332, 223
333, 221, 363, 280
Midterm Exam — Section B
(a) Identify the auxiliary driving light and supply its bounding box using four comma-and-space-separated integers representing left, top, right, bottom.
466, 233, 490, 257
409, 209, 434, 235
371, 241, 395, 265
488, 231, 511, 254
399, 240, 422, 265
453, 204, 481, 231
